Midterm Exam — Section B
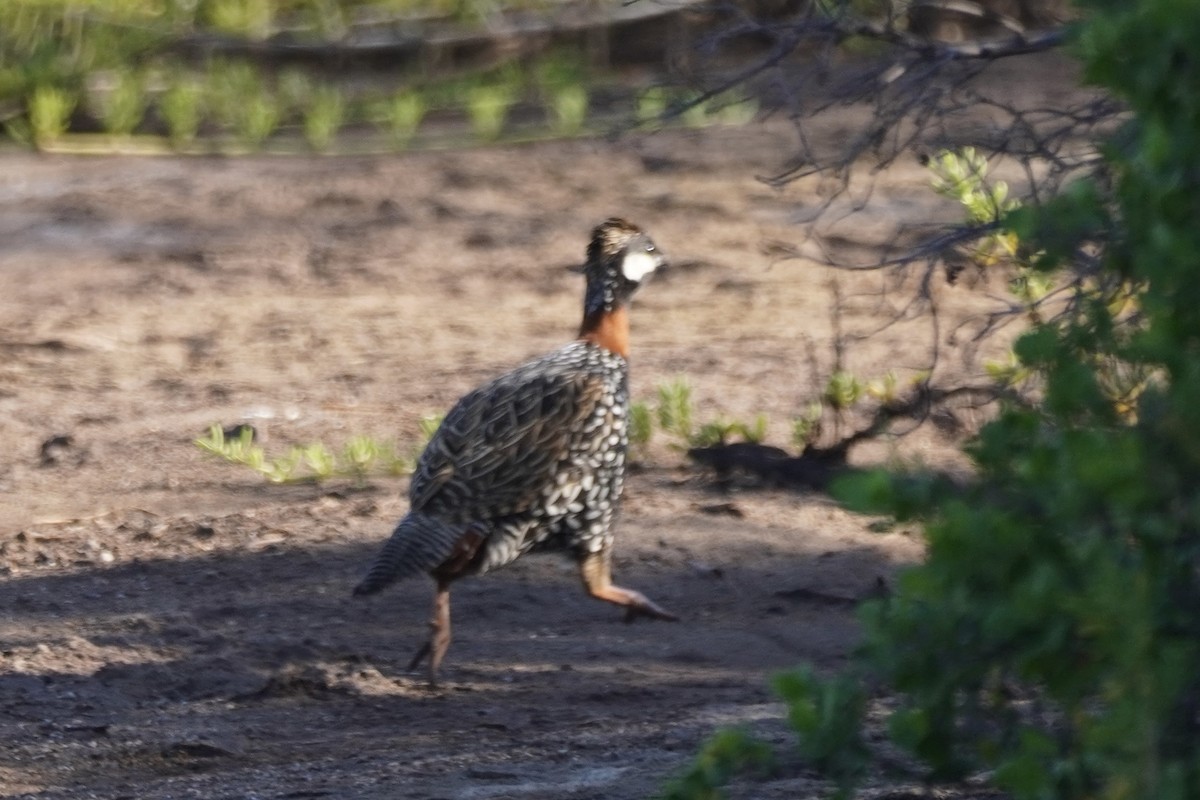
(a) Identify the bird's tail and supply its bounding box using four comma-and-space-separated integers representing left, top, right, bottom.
353, 513, 464, 596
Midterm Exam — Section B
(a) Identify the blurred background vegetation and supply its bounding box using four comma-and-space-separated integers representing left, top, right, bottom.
0, 0, 760, 151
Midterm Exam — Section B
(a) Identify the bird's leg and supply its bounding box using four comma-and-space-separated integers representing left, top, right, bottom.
579, 548, 678, 622
407, 581, 452, 685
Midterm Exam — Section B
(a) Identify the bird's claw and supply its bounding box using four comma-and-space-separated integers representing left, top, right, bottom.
621, 591, 679, 623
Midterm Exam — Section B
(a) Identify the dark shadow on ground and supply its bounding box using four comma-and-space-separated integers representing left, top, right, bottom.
0, 523, 900, 799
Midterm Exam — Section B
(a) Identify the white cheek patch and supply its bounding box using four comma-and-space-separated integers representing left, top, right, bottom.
621, 250, 659, 282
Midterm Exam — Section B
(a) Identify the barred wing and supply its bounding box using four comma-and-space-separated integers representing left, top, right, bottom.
409, 352, 609, 521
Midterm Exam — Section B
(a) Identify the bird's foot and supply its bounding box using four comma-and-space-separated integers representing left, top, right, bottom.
620, 588, 679, 623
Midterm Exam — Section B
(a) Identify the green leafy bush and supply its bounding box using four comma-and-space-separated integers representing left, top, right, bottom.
787, 2, 1200, 799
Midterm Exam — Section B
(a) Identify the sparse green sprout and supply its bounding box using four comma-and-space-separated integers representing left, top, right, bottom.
928, 147, 1057, 307
692, 420, 733, 448
196, 424, 428, 484
985, 350, 1032, 387
384, 90, 425, 146
262, 448, 303, 483
791, 402, 824, 449
740, 412, 769, 444
196, 424, 253, 461
205, 0, 273, 39
637, 87, 669, 124
692, 413, 770, 448
823, 371, 862, 412
629, 401, 654, 451
342, 434, 380, 481
207, 61, 278, 147
99, 68, 145, 136
28, 85, 75, 147
550, 84, 588, 136
196, 425, 298, 484
656, 378, 695, 443
534, 51, 587, 93
466, 82, 515, 141
277, 69, 314, 115
160, 76, 204, 147
237, 89, 279, 148
303, 443, 337, 479
418, 412, 444, 446
1010, 269, 1055, 305
304, 84, 345, 152
710, 96, 759, 126
865, 371, 899, 404
681, 92, 710, 128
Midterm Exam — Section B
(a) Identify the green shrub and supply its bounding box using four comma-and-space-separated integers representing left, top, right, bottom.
790, 2, 1200, 799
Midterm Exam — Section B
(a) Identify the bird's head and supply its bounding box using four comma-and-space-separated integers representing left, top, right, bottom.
582, 218, 666, 315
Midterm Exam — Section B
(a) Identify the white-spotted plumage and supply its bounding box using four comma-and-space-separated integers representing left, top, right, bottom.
353, 218, 676, 684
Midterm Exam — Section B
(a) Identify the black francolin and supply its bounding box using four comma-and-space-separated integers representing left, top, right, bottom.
354, 218, 676, 684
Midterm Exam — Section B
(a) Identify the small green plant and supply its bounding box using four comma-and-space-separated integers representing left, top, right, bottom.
628, 400, 655, 455
791, 401, 825, 449
204, 0, 273, 39
656, 378, 695, 443
98, 68, 146, 136
206, 60, 279, 147
822, 371, 862, 412
466, 82, 515, 141
383, 90, 425, 146
195, 425, 303, 484
236, 88, 279, 148
681, 91, 710, 128
549, 84, 588, 136
195, 425, 422, 484
28, 85, 75, 147
692, 413, 769, 448
342, 434, 380, 481
302, 442, 337, 480
304, 83, 344, 152
277, 68, 313, 115
417, 412, 443, 444
983, 349, 1031, 387
159, 75, 204, 147
637, 86, 669, 124
864, 371, 898, 404
929, 147, 1055, 306
709, 96, 759, 126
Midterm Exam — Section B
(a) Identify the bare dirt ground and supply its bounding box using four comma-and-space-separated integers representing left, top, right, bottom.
0, 62, 1076, 798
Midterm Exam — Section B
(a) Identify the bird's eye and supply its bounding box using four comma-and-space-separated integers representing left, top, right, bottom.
645, 244, 655, 252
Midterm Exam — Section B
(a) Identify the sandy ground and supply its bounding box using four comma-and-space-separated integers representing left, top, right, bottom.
0, 100, 1048, 798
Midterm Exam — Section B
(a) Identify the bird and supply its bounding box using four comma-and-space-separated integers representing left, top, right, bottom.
353, 217, 677, 684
